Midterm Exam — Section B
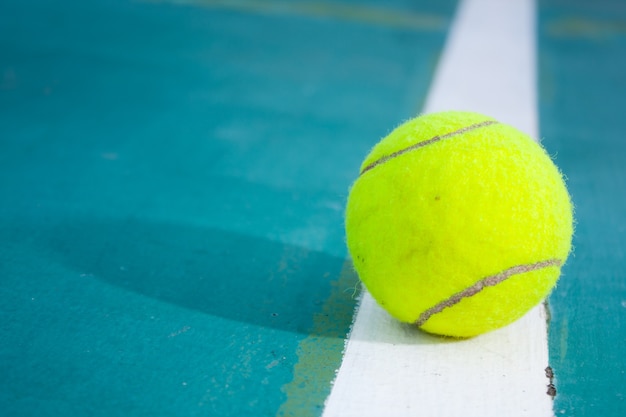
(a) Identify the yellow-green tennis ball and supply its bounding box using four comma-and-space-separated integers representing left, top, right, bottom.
345, 111, 573, 338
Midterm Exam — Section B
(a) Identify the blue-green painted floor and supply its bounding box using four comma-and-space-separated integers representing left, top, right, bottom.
0, 1, 456, 415
540, 0, 626, 414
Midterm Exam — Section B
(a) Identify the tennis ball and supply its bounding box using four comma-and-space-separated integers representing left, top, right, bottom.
345, 111, 573, 338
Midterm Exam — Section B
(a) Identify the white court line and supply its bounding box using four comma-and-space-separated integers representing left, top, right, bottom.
323, 0, 553, 416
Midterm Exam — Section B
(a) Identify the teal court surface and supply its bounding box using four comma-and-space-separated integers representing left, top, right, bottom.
1, 0, 625, 416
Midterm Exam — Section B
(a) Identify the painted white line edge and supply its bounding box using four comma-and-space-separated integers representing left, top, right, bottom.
323, 0, 553, 416
425, 0, 538, 135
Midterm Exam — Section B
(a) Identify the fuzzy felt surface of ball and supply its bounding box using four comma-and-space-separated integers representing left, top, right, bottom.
345, 111, 573, 338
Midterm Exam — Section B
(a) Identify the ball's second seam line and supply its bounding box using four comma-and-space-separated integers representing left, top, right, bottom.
414, 258, 563, 327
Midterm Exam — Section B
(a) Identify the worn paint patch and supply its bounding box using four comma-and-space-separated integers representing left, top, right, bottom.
547, 16, 626, 39
277, 261, 359, 417
146, 0, 448, 31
